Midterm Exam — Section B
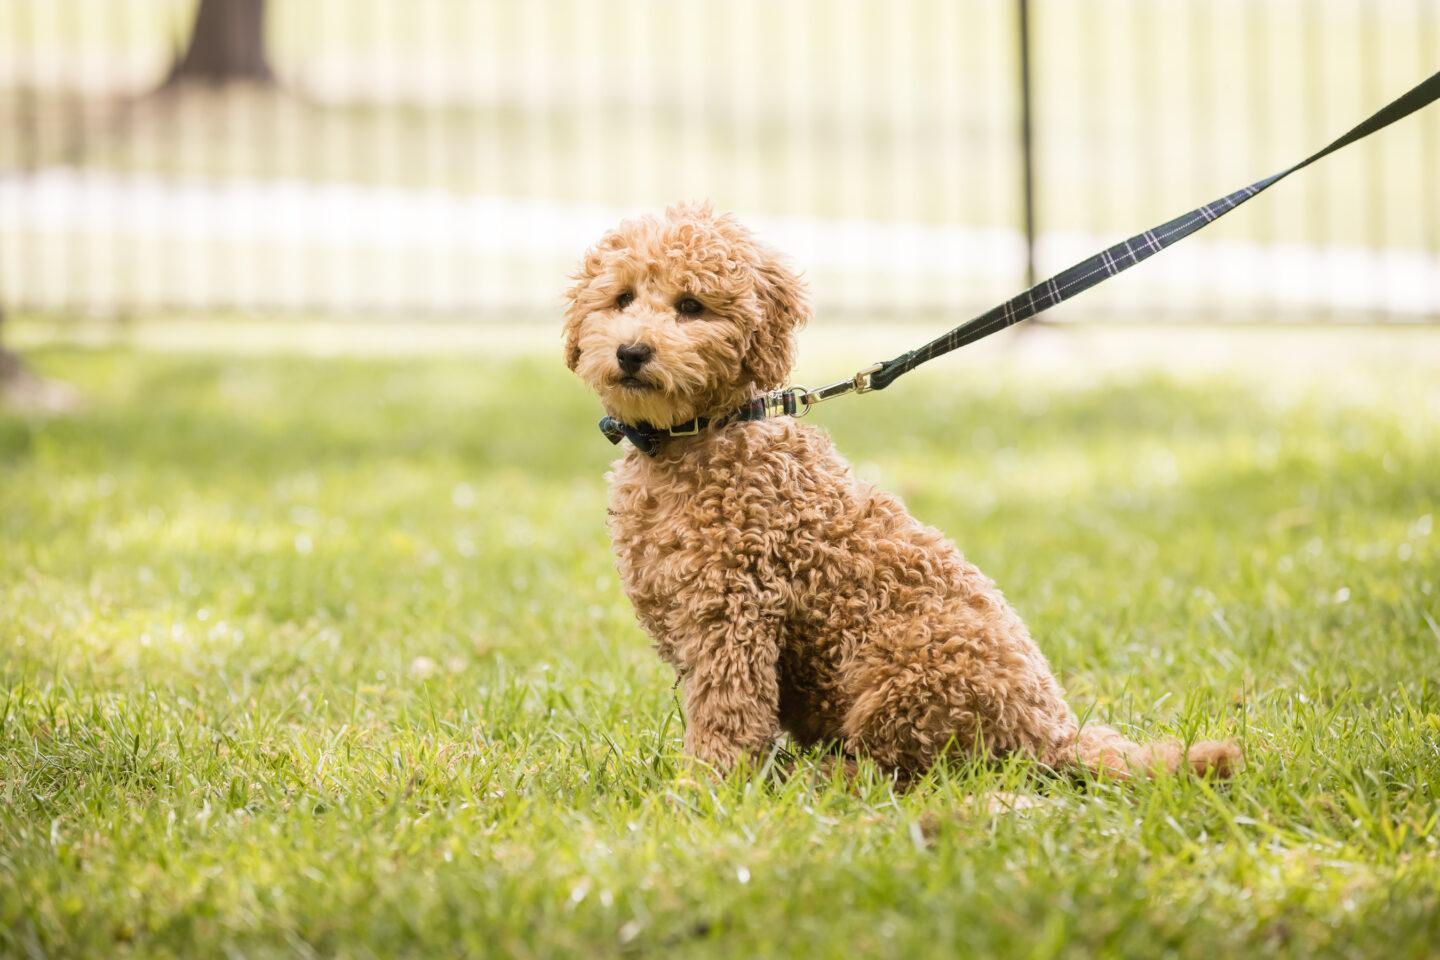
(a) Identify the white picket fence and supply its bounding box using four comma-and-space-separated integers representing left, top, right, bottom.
1, 0, 1436, 321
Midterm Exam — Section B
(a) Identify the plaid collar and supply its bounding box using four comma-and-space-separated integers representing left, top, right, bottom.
597, 390, 803, 457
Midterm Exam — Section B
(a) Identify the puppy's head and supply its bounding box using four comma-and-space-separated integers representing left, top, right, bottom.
562, 202, 810, 429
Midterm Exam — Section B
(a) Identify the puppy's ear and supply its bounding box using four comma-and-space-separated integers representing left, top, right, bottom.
561, 283, 585, 371
561, 251, 603, 371
563, 224, 640, 371
743, 246, 811, 391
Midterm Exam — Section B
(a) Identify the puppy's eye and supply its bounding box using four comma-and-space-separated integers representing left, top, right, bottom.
615, 291, 634, 310
675, 298, 704, 317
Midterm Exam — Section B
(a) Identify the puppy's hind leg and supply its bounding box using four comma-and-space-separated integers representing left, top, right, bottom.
1051, 722, 1242, 780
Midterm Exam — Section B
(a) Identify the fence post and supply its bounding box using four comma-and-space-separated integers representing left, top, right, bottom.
1017, 0, 1037, 290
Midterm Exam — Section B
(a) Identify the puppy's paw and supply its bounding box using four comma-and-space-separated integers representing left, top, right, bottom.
1184, 738, 1243, 779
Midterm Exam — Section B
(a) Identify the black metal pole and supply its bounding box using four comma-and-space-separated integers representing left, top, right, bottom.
1016, 0, 1037, 290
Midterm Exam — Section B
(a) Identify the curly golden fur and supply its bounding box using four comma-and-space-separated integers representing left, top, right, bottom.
564, 202, 1241, 782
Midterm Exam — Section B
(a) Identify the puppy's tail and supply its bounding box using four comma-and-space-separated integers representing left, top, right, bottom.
1061, 723, 1242, 780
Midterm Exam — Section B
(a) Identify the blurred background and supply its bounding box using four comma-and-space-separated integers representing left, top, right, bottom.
0, 0, 1436, 332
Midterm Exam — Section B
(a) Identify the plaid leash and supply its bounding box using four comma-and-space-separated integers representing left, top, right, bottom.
866, 69, 1440, 391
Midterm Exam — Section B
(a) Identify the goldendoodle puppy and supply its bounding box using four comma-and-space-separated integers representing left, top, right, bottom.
563, 202, 1240, 782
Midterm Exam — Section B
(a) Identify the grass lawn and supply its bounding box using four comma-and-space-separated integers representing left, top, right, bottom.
2, 324, 1439, 957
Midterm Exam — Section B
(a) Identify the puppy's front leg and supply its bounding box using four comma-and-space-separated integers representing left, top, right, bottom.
677, 607, 782, 773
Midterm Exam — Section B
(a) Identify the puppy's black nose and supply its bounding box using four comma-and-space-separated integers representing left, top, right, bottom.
616, 343, 653, 375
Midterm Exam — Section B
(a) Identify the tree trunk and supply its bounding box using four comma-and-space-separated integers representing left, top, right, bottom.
0, 310, 18, 385
0, 309, 82, 413
165, 0, 274, 87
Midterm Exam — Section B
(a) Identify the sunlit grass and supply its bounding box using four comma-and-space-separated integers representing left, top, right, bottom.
2, 334, 1438, 957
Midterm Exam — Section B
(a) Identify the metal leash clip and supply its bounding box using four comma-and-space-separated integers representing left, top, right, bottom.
797, 363, 884, 409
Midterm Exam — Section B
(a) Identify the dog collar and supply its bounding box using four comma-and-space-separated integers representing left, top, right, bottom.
597, 389, 806, 457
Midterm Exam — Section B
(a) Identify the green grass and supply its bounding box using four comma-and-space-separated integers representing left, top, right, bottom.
2, 330, 1440, 958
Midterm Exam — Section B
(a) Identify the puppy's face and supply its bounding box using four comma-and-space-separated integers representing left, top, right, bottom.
563, 203, 809, 429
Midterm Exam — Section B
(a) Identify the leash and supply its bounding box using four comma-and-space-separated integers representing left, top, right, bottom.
601, 70, 1440, 454
855, 69, 1440, 395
